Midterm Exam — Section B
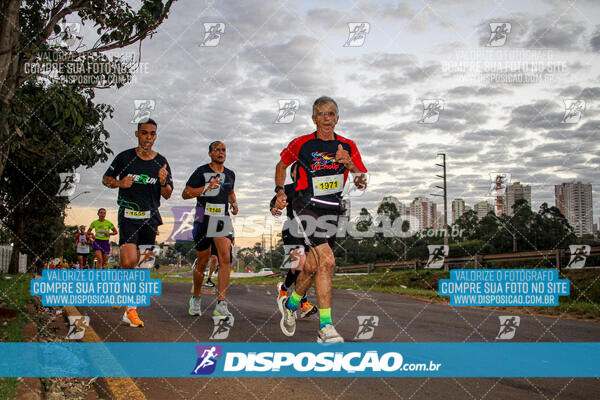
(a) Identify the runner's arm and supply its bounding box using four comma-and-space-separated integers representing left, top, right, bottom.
110, 226, 118, 236
161, 184, 172, 200
102, 175, 131, 189
182, 184, 210, 199
275, 160, 288, 189
229, 189, 238, 215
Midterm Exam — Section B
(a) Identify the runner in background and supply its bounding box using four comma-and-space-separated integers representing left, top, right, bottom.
88, 208, 118, 269
75, 225, 92, 269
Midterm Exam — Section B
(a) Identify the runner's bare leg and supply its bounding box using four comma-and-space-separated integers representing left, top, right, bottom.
193, 249, 210, 297
213, 237, 232, 301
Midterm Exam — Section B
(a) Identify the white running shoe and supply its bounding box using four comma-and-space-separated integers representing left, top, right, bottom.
213, 300, 233, 317
317, 324, 344, 343
188, 297, 202, 316
278, 295, 296, 336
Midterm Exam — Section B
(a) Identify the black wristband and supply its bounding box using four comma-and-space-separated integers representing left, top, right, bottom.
274, 185, 284, 194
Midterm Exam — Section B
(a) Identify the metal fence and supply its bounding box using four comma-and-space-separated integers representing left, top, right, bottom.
336, 246, 600, 273
0, 245, 28, 273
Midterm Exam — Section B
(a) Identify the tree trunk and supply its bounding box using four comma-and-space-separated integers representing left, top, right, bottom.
0, 0, 21, 179
7, 202, 24, 274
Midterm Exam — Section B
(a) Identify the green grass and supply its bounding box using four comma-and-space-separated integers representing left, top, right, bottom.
0, 274, 36, 399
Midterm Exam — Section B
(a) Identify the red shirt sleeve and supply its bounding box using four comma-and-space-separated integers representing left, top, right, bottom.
280, 134, 312, 165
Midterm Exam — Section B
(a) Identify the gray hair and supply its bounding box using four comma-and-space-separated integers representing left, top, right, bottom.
312, 96, 339, 117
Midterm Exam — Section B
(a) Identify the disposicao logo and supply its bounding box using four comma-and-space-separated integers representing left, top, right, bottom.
191, 345, 222, 375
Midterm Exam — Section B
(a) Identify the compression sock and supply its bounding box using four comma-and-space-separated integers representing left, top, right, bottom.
319, 308, 332, 329
284, 270, 296, 288
285, 291, 302, 311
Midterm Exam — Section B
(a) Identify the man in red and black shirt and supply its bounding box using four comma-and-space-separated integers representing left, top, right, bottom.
274, 96, 367, 343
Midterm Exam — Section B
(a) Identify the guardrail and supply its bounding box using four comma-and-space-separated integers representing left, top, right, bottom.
335, 246, 600, 273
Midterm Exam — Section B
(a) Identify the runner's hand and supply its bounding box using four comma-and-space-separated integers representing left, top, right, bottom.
230, 202, 239, 215
336, 144, 351, 166
270, 207, 282, 216
207, 177, 220, 190
158, 163, 168, 186
275, 190, 287, 210
354, 174, 367, 190
119, 176, 134, 188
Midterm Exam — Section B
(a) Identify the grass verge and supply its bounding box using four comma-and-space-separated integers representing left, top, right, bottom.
0, 274, 36, 398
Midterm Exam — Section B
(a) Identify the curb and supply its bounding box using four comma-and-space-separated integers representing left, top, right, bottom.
63, 306, 147, 400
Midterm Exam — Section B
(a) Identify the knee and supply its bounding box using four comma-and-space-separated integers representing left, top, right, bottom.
121, 258, 137, 268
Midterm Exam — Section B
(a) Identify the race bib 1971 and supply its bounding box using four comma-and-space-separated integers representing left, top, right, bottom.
205, 203, 225, 216
312, 174, 344, 196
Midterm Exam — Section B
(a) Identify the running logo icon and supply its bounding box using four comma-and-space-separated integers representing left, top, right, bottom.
57, 173, 80, 197
282, 245, 305, 271
565, 245, 590, 269
130, 100, 155, 124
487, 173, 511, 197
55, 22, 81, 48
425, 245, 448, 269
496, 316, 520, 340
486, 22, 511, 47
66, 316, 89, 340
418, 99, 444, 124
200, 23, 225, 47
168, 207, 196, 242
344, 23, 370, 47
275, 100, 299, 124
210, 316, 234, 340
191, 345, 222, 375
354, 316, 379, 340
561, 99, 585, 124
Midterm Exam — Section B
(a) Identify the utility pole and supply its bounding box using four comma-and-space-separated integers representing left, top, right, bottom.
431, 153, 448, 271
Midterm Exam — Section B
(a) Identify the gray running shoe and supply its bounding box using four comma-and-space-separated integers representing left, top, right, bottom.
317, 324, 344, 343
188, 297, 202, 316
213, 300, 233, 317
278, 296, 296, 336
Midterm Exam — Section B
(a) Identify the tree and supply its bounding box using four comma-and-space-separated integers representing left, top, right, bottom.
0, 0, 177, 178
453, 209, 478, 240
0, 81, 112, 273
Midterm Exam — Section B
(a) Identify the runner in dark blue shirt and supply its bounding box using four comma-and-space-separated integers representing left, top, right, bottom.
183, 141, 238, 319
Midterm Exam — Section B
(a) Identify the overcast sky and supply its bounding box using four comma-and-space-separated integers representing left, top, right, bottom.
66, 0, 600, 245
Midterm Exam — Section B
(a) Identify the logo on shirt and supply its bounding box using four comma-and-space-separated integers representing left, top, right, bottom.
311, 152, 340, 172
128, 174, 158, 185
191, 345, 222, 375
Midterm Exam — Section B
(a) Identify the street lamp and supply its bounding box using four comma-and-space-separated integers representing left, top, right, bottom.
70, 191, 90, 202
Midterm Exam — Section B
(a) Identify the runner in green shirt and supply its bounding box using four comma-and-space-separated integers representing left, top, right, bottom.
88, 208, 118, 269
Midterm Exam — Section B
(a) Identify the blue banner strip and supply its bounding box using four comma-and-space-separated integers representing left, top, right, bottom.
1, 343, 599, 378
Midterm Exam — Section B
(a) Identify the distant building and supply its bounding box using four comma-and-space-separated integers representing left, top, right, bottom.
379, 196, 407, 216
555, 182, 593, 236
503, 182, 531, 216
410, 197, 437, 230
451, 198, 466, 224
475, 201, 494, 219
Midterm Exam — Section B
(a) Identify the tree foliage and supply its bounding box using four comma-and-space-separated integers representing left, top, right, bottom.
0, 0, 177, 177
0, 82, 112, 272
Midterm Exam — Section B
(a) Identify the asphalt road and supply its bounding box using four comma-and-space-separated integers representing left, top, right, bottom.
80, 282, 600, 399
